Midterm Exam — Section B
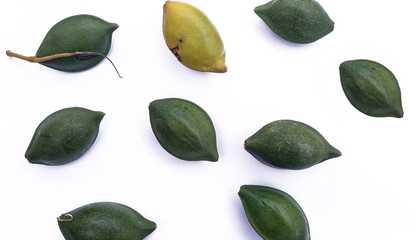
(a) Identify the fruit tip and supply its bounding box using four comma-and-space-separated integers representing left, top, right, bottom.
220, 66, 228, 73
207, 150, 219, 162
395, 108, 404, 118
243, 140, 249, 149
238, 185, 255, 196
326, 146, 342, 160
334, 149, 342, 158
210, 63, 227, 73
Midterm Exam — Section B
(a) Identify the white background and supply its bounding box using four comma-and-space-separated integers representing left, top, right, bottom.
1, 0, 417, 239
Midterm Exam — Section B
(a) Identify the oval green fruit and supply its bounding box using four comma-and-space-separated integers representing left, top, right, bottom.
254, 0, 334, 44
25, 107, 105, 166
239, 185, 310, 240
244, 120, 341, 169
339, 59, 404, 118
58, 202, 157, 240
149, 98, 218, 161
36, 14, 118, 72
162, 1, 227, 73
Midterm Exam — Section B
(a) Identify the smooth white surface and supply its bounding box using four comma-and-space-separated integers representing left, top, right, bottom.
1, 0, 417, 239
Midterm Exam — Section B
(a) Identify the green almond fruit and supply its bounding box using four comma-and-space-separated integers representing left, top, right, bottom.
58, 202, 157, 240
254, 0, 334, 44
149, 98, 218, 161
162, 1, 227, 73
36, 14, 118, 72
25, 107, 105, 166
7, 14, 118, 73
239, 185, 310, 240
244, 120, 341, 169
339, 59, 404, 118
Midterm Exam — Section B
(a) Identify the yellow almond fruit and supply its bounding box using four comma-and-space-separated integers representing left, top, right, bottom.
162, 1, 227, 73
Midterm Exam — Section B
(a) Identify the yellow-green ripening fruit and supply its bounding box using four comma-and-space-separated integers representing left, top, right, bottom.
162, 1, 227, 73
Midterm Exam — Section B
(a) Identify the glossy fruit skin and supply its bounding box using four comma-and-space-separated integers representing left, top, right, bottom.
254, 0, 334, 44
36, 14, 118, 72
239, 185, 310, 240
339, 59, 403, 118
58, 202, 157, 240
244, 120, 341, 169
163, 1, 227, 73
149, 98, 218, 161
25, 107, 105, 165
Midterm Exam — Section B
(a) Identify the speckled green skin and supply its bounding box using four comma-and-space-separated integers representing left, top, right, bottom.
254, 0, 334, 44
25, 107, 105, 166
339, 59, 403, 118
149, 98, 218, 161
58, 202, 157, 240
36, 14, 118, 72
244, 120, 341, 169
239, 185, 310, 240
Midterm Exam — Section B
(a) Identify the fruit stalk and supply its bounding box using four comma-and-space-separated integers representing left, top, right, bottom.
57, 214, 74, 222
6, 50, 76, 62
6, 50, 122, 78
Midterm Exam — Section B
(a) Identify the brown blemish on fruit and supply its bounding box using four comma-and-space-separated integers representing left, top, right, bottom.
169, 45, 183, 62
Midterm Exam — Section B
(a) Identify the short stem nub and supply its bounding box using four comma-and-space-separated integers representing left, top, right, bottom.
57, 214, 73, 222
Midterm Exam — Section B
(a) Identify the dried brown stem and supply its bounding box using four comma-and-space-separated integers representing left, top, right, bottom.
6, 50, 122, 78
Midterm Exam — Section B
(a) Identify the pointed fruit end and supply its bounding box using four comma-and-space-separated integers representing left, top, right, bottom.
206, 150, 219, 162
208, 60, 227, 73
394, 107, 404, 118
